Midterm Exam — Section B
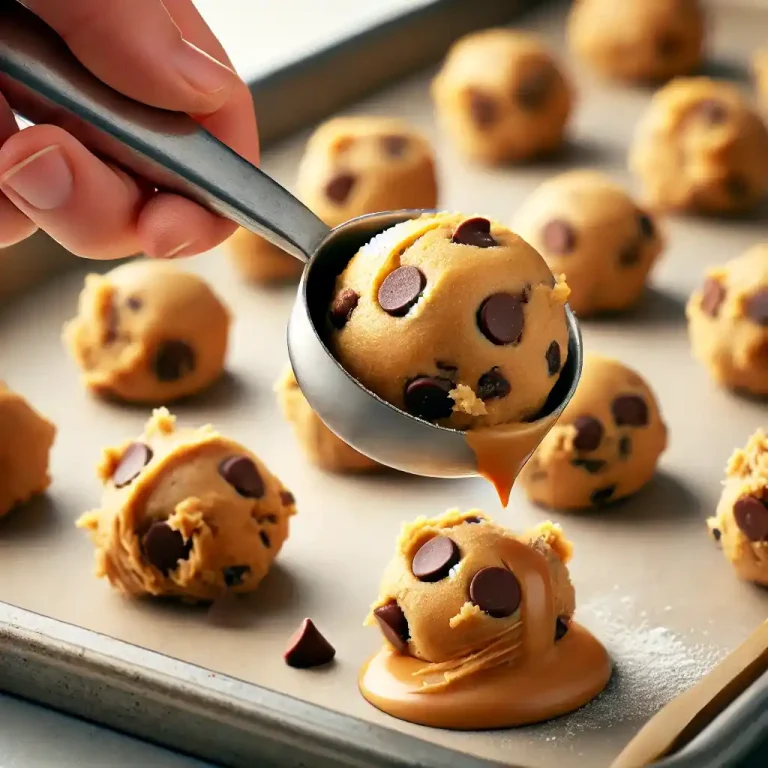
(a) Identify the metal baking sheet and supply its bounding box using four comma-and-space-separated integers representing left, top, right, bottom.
1, 0, 768, 766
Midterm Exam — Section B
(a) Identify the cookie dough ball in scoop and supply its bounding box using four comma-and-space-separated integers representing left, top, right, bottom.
708, 431, 768, 586
328, 213, 570, 430
567, 0, 705, 83
77, 409, 296, 601
432, 30, 573, 164
0, 382, 56, 517
520, 354, 668, 510
226, 228, 303, 285
295, 116, 438, 229
629, 78, 768, 215
513, 171, 664, 316
63, 260, 230, 404
686, 245, 768, 396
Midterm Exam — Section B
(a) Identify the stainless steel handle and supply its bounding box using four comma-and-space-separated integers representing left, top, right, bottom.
0, 0, 329, 261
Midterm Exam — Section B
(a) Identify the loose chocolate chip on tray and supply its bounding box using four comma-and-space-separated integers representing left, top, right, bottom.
638, 212, 655, 239
142, 521, 191, 575
590, 486, 616, 505
412, 536, 460, 582
113, 442, 153, 488
223, 565, 250, 587
555, 616, 570, 641
695, 99, 728, 125
476, 367, 511, 400
381, 135, 409, 157
153, 340, 195, 382
280, 490, 295, 506
612, 394, 649, 426
546, 341, 561, 376
733, 495, 768, 542
619, 435, 632, 459
403, 376, 454, 421
329, 289, 359, 329
572, 416, 604, 452
284, 618, 336, 669
378, 266, 426, 316
325, 173, 356, 204
467, 88, 498, 128
746, 288, 768, 326
515, 63, 554, 110
373, 602, 410, 652
700, 277, 726, 318
451, 217, 497, 248
478, 293, 525, 345
469, 567, 522, 618
219, 455, 265, 498
571, 458, 606, 474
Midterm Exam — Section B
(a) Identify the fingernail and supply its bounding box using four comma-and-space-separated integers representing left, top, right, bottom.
1, 145, 73, 210
174, 39, 233, 97
160, 240, 195, 259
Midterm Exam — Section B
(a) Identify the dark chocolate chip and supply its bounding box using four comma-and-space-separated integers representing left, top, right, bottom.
325, 173, 356, 204
403, 376, 454, 421
329, 289, 359, 329
542, 219, 576, 254
259, 530, 271, 548
412, 536, 460, 582
280, 490, 295, 506
464, 516, 482, 524
476, 367, 511, 401
571, 458, 606, 474
725, 174, 749, 199
218, 456, 265, 498
373, 602, 410, 652
638, 212, 655, 239
467, 88, 497, 128
733, 495, 768, 542
572, 416, 604, 452
590, 486, 616, 505
477, 293, 525, 345
142, 522, 191, 575
126, 296, 142, 311
555, 616, 570, 641
378, 266, 426, 316
612, 395, 649, 427
711, 527, 722, 542
700, 277, 726, 318
381, 135, 409, 157
469, 567, 522, 619
451, 216, 497, 248
619, 435, 632, 459
284, 618, 336, 669
745, 289, 768, 326
223, 565, 251, 587
153, 340, 195, 382
112, 442, 153, 488
619, 241, 642, 267
546, 340, 561, 377
515, 62, 554, 110
695, 99, 728, 125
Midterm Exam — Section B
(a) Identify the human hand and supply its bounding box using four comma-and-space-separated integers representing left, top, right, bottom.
0, 0, 258, 259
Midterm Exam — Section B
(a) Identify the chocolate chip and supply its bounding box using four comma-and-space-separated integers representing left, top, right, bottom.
142, 522, 191, 575
153, 340, 195, 382
223, 565, 250, 587
478, 293, 525, 345
555, 616, 570, 641
329, 289, 359, 329
464, 516, 482, 524
572, 416, 604, 452
259, 530, 271, 548
619, 435, 632, 458
284, 618, 336, 669
700, 278, 726, 318
467, 88, 497, 128
725, 174, 749, 199
638, 212, 655, 239
711, 527, 722, 542
258, 514, 278, 525
126, 296, 142, 311
403, 376, 454, 421
451, 217, 497, 248
112, 442, 153, 488
746, 289, 768, 326
218, 456, 265, 498
476, 367, 511, 400
469, 567, 521, 618
381, 135, 408, 157
590, 486, 616, 505
542, 219, 576, 255
373, 602, 410, 652
325, 173, 355, 204
378, 266, 425, 316
515, 62, 554, 110
436, 360, 458, 373
546, 341, 561, 376
412, 536, 460, 582
571, 458, 606, 474
695, 99, 728, 125
280, 490, 295, 506
619, 241, 642, 267
612, 395, 649, 427
733, 495, 768, 542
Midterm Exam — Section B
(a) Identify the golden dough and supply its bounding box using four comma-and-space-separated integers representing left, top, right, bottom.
77, 409, 296, 601
754, 49, 768, 110
432, 30, 573, 164
226, 228, 303, 285
63, 260, 230, 404
0, 382, 56, 517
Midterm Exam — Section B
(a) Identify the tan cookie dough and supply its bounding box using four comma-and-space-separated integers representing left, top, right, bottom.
226, 228, 303, 285
753, 49, 768, 109
520, 354, 668, 509
629, 78, 768, 214
686, 245, 768, 396
77, 409, 296, 601
64, 260, 230, 404
327, 213, 570, 430
275, 365, 381, 473
295, 116, 438, 229
567, 0, 705, 83
432, 30, 573, 165
708, 431, 768, 586
512, 171, 664, 316
0, 382, 56, 516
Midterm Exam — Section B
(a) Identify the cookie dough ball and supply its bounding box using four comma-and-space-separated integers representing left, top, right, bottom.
513, 171, 664, 316
226, 228, 303, 285
686, 245, 768, 396
275, 366, 381, 473
567, 0, 705, 83
63, 260, 230, 404
432, 30, 573, 164
754, 50, 768, 109
77, 409, 296, 601
708, 431, 768, 585
629, 78, 768, 214
328, 213, 570, 430
0, 382, 56, 516
520, 354, 668, 509
295, 116, 438, 229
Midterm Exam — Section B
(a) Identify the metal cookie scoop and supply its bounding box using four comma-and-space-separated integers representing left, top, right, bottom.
0, 1, 582, 493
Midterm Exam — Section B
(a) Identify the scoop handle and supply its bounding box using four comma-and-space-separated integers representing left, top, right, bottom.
0, 0, 329, 261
